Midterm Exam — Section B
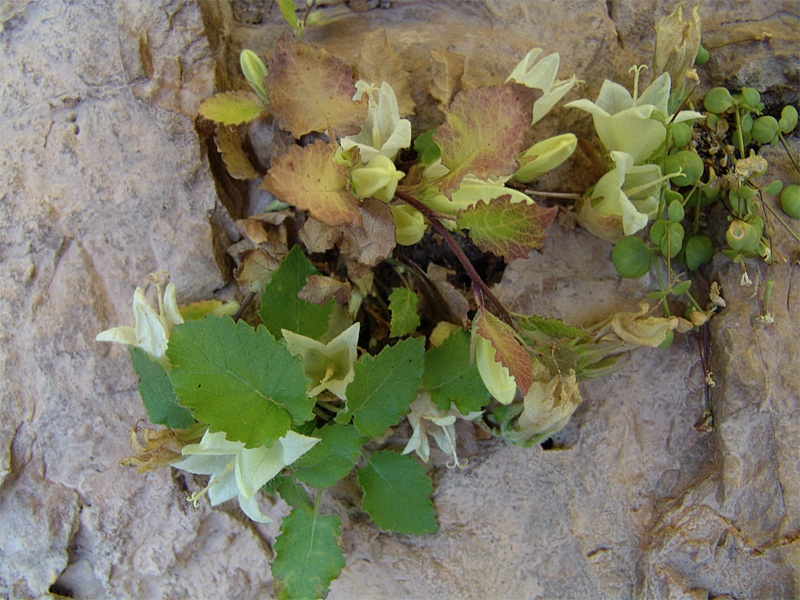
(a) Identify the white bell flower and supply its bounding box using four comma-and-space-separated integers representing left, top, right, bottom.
96, 275, 184, 368
506, 48, 579, 124
341, 81, 411, 163
172, 429, 320, 523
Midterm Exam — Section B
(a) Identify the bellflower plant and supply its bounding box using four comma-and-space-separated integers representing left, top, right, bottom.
506, 48, 579, 124
341, 81, 411, 163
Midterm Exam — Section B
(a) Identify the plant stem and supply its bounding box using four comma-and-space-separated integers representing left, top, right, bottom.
655, 257, 671, 316
522, 189, 583, 200
233, 291, 256, 323
734, 105, 746, 158
394, 189, 516, 328
779, 133, 800, 175
763, 199, 800, 244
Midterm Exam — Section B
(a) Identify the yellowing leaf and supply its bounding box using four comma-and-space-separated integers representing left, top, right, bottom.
198, 91, 266, 126
262, 140, 361, 227
474, 312, 533, 395
267, 33, 368, 138
456, 195, 557, 261
214, 125, 259, 180
356, 29, 415, 117
433, 84, 536, 197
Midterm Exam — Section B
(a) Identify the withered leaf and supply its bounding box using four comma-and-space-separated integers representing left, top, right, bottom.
299, 275, 352, 306
262, 140, 361, 227
214, 125, 259, 180
299, 217, 344, 254
429, 48, 465, 110
474, 311, 533, 395
427, 263, 470, 326
234, 247, 281, 293
338, 197, 396, 267
356, 29, 415, 117
267, 33, 368, 138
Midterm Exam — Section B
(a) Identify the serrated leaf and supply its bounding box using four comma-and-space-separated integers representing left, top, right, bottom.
423, 329, 490, 414
456, 195, 557, 261
276, 0, 300, 28
474, 312, 533, 395
214, 124, 259, 180
516, 315, 594, 340
166, 316, 312, 448
356, 28, 415, 117
258, 245, 335, 340
357, 450, 438, 535
198, 90, 266, 125
275, 475, 313, 512
267, 33, 368, 138
294, 424, 366, 489
433, 85, 535, 197
129, 347, 195, 429
334, 337, 424, 437
262, 140, 361, 227
272, 507, 346, 600
388, 287, 420, 337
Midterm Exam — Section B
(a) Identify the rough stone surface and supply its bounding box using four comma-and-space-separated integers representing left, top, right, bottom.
1, 0, 798, 599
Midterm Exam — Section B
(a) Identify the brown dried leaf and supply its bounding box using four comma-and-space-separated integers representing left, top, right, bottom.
236, 218, 270, 245
234, 247, 281, 293
338, 197, 396, 267
427, 264, 469, 326
299, 275, 352, 306
429, 49, 465, 110
262, 140, 361, 227
299, 217, 344, 254
214, 125, 259, 180
356, 29, 415, 117
267, 33, 368, 138
347, 261, 374, 295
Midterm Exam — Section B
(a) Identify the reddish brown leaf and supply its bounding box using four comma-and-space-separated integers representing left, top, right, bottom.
474, 312, 533, 395
234, 247, 281, 292
456, 195, 558, 262
262, 140, 361, 227
267, 33, 368, 138
433, 84, 536, 197
299, 275, 352, 306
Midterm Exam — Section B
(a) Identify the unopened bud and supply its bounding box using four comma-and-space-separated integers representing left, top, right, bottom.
350, 155, 404, 202
391, 205, 426, 245
513, 134, 577, 182
240, 50, 268, 104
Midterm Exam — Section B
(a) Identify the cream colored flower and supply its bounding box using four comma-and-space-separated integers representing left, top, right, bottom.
475, 335, 516, 405
350, 154, 405, 203
96, 274, 183, 368
172, 430, 319, 523
341, 81, 411, 163
506, 48, 579, 125
282, 323, 360, 400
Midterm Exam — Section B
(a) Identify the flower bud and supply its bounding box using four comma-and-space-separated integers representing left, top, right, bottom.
653, 4, 701, 111
350, 155, 405, 202
513, 134, 577, 182
391, 205, 426, 246
475, 335, 516, 404
240, 50, 269, 104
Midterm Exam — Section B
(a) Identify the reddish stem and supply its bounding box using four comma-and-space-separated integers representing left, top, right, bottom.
393, 189, 515, 328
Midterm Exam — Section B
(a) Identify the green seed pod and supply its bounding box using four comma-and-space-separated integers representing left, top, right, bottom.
704, 88, 734, 114
741, 87, 761, 109
671, 121, 692, 147
779, 105, 798, 134
751, 116, 780, 144
685, 235, 713, 270
612, 236, 653, 279
726, 218, 763, 253
781, 185, 800, 219
668, 199, 685, 222
694, 45, 709, 65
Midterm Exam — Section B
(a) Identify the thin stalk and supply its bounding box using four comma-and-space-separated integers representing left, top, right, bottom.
763, 200, 800, 244
233, 291, 256, 323
779, 133, 800, 175
655, 257, 671, 316
522, 189, 583, 200
733, 106, 746, 158
685, 291, 704, 313
394, 189, 515, 328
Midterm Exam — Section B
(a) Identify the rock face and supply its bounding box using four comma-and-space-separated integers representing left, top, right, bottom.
1, 0, 798, 599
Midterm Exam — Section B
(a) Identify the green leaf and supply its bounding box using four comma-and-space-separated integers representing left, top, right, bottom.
357, 450, 438, 535
294, 424, 367, 489
414, 129, 441, 164
423, 329, 490, 414
456, 195, 557, 261
275, 475, 313, 512
388, 287, 420, 337
197, 91, 266, 125
276, 0, 300, 29
272, 507, 346, 600
335, 337, 425, 437
167, 316, 313, 448
434, 84, 535, 197
516, 315, 594, 340
129, 347, 195, 429
259, 245, 335, 340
